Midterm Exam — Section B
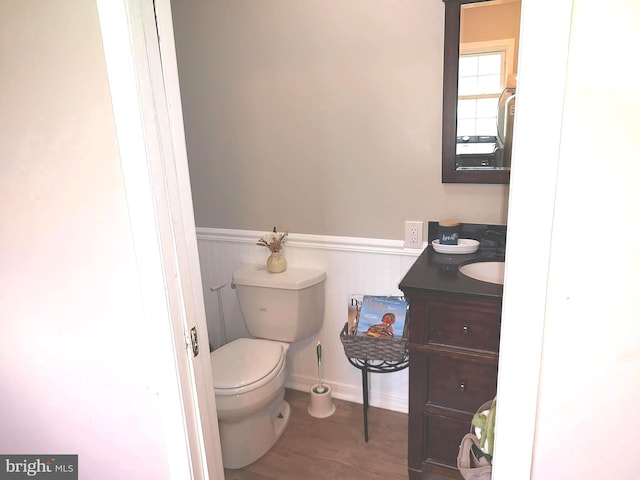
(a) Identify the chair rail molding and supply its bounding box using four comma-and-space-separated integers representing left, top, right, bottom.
196, 227, 426, 256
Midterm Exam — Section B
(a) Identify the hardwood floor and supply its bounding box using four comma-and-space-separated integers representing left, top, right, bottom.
224, 389, 408, 480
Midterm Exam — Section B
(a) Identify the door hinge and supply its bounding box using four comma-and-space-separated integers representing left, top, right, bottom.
188, 326, 200, 357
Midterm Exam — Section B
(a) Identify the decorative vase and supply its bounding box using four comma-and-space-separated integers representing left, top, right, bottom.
266, 251, 287, 273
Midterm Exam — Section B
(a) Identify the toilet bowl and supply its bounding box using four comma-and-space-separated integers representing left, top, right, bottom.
210, 264, 326, 469
211, 338, 291, 469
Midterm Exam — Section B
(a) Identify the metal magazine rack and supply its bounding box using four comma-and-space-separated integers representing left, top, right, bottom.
339, 297, 409, 442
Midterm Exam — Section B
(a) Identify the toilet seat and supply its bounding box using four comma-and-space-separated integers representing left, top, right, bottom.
211, 338, 285, 396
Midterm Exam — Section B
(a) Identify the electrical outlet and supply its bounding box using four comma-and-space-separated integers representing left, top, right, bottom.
404, 221, 423, 248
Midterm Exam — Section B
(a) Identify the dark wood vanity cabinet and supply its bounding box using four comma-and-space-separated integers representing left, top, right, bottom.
403, 290, 501, 480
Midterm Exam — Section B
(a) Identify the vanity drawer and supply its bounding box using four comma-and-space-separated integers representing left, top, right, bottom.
427, 355, 497, 412
427, 301, 500, 352
425, 414, 470, 471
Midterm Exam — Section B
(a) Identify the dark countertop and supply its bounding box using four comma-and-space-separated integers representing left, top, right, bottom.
398, 222, 506, 299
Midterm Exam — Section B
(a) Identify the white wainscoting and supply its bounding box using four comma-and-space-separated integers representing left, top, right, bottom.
196, 227, 425, 413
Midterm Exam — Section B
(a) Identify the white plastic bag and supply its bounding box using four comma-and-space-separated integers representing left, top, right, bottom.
457, 433, 492, 480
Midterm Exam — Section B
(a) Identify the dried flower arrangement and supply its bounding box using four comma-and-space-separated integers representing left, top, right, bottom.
257, 227, 288, 253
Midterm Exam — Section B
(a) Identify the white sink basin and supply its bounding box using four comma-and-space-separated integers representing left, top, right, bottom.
459, 261, 505, 285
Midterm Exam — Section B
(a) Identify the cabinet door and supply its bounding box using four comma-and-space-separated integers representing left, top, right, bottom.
425, 414, 470, 471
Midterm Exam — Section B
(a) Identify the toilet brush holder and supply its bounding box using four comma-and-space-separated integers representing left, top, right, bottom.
308, 384, 335, 418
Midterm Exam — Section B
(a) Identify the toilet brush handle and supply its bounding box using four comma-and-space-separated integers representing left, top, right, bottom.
316, 342, 323, 388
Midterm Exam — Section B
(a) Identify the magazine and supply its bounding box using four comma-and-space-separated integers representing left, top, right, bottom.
347, 294, 363, 335
354, 295, 408, 339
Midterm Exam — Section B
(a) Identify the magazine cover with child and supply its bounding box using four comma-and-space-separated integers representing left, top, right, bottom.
355, 295, 407, 339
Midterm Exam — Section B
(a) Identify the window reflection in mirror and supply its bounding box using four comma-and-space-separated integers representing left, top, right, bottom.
441, 0, 521, 184
456, 0, 520, 169
456, 0, 521, 171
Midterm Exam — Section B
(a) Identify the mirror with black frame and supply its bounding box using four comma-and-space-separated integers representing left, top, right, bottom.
441, 0, 521, 184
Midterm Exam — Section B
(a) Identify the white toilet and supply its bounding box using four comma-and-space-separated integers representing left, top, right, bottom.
210, 264, 326, 469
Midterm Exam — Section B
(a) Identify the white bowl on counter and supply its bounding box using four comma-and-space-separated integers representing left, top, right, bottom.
432, 238, 480, 255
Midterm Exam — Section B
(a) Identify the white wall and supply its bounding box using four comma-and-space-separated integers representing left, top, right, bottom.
198, 229, 419, 412
528, 1, 640, 478
171, 0, 509, 239
494, 0, 640, 478
0, 1, 187, 477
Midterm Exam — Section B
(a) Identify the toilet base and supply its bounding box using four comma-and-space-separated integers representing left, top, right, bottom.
219, 391, 290, 469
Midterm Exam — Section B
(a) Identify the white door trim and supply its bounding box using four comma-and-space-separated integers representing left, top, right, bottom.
151, 0, 225, 476
493, 1, 573, 479
96, 0, 224, 478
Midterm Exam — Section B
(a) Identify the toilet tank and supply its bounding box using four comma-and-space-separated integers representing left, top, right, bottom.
232, 264, 326, 342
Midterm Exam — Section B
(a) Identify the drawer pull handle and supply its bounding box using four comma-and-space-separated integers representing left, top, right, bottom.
459, 381, 466, 392
462, 325, 469, 334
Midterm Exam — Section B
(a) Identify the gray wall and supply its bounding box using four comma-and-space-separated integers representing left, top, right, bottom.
171, 0, 509, 239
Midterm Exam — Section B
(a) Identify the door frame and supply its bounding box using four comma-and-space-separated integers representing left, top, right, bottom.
97, 0, 574, 478
96, 0, 224, 478
493, 1, 573, 479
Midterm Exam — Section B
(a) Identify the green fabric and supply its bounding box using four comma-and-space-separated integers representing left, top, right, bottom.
471, 398, 497, 457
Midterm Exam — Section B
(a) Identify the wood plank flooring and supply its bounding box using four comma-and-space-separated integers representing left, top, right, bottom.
224, 389, 408, 480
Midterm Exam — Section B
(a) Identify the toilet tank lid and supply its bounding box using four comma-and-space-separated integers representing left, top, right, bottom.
233, 264, 326, 290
